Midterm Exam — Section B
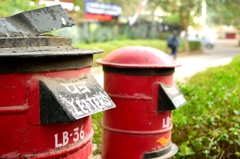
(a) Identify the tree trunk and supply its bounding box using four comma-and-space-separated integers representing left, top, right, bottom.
184, 29, 189, 53
150, 8, 158, 39
179, 10, 190, 53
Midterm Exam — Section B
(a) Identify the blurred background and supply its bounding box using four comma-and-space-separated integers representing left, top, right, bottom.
1, 1, 240, 159
1, 0, 240, 52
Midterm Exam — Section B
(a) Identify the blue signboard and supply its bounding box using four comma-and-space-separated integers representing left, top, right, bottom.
84, 1, 122, 17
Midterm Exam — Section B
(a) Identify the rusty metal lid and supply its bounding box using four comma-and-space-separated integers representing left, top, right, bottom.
0, 35, 103, 73
0, 5, 103, 73
0, 36, 102, 55
0, 5, 102, 56
97, 46, 180, 68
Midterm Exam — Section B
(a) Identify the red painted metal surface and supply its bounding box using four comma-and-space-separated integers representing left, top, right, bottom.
97, 46, 179, 159
98, 46, 180, 68
0, 68, 93, 158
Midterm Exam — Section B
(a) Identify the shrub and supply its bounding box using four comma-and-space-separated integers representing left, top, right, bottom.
92, 112, 103, 154
179, 40, 202, 53
159, 32, 172, 40
51, 23, 117, 44
172, 55, 240, 158
189, 41, 201, 51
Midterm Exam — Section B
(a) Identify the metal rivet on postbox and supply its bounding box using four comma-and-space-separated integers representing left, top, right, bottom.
0, 5, 115, 158
97, 46, 186, 159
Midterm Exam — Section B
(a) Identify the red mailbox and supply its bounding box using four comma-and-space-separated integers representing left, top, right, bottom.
97, 46, 186, 159
0, 5, 115, 158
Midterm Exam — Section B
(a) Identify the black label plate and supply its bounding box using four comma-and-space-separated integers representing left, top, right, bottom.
40, 73, 116, 124
158, 83, 186, 111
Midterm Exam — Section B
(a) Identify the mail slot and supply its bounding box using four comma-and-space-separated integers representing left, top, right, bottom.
0, 5, 115, 158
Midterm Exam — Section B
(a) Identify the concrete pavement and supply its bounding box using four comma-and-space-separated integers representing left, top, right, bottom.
175, 39, 240, 80
91, 39, 240, 86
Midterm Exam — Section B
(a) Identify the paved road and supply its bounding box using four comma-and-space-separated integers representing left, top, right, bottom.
175, 39, 240, 80
92, 39, 240, 86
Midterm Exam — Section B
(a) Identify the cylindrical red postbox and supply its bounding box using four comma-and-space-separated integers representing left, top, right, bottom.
97, 46, 186, 159
0, 5, 115, 158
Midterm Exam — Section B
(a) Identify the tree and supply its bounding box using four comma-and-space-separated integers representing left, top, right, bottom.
147, 0, 202, 53
144, 0, 161, 38
207, 0, 240, 28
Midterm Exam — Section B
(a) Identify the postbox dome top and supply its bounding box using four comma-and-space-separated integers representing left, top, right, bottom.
97, 46, 180, 68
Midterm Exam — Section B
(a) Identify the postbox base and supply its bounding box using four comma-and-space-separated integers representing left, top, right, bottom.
144, 143, 178, 159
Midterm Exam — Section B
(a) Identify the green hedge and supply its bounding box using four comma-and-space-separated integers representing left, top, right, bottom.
159, 32, 172, 40
189, 41, 202, 51
173, 55, 240, 158
180, 40, 202, 52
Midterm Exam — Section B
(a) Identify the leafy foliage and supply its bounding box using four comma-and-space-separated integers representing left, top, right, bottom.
173, 55, 240, 158
51, 23, 117, 44
149, 0, 202, 53
0, 0, 44, 17
163, 14, 198, 27
163, 14, 182, 26
92, 112, 103, 155
52, 22, 166, 44
207, 0, 240, 26
188, 41, 201, 51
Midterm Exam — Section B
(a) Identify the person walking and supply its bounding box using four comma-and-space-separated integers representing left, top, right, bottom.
167, 30, 180, 60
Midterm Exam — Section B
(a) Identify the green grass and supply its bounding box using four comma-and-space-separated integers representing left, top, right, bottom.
73, 39, 200, 67
172, 55, 240, 158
